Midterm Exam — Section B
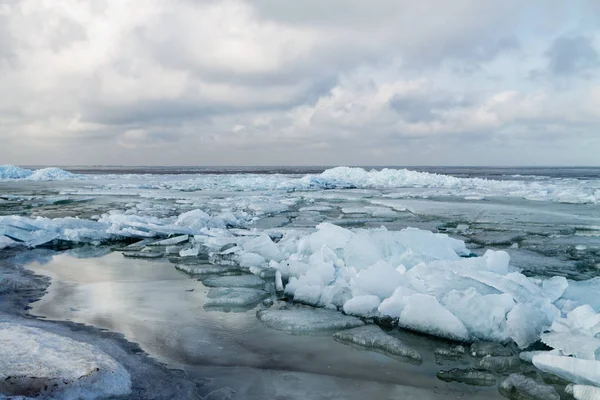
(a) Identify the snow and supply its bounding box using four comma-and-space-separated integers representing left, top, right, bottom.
0, 323, 131, 399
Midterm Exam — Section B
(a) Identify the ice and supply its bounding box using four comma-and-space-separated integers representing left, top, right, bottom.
498, 374, 559, 400
532, 353, 600, 386
436, 368, 496, 386
476, 355, 521, 372
442, 288, 514, 342
0, 165, 33, 179
175, 263, 243, 276
256, 308, 364, 334
201, 275, 266, 289
562, 279, 600, 312
470, 342, 516, 358
122, 251, 163, 259
333, 325, 422, 362
342, 295, 381, 317
397, 294, 470, 342
147, 235, 189, 246
203, 287, 269, 309
566, 384, 600, 400
350, 261, 405, 299
242, 233, 285, 262
506, 303, 551, 348
0, 235, 17, 250
27, 167, 81, 181
0, 323, 131, 399
541, 332, 600, 360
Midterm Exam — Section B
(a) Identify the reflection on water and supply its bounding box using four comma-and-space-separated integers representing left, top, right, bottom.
29, 251, 502, 399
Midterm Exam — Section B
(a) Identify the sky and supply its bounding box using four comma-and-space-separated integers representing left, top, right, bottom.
0, 0, 599, 166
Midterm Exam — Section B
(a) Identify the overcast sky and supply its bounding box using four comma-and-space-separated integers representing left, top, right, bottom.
1, 0, 599, 166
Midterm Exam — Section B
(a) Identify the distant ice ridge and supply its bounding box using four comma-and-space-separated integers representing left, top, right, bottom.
0, 165, 82, 181
88, 166, 600, 204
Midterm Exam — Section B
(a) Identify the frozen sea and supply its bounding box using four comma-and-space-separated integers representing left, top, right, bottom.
1, 165, 600, 399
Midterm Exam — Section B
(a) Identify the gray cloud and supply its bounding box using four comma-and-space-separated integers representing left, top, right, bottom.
0, 0, 598, 166
545, 35, 599, 75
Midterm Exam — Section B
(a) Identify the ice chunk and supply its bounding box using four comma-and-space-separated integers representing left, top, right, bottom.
27, 167, 80, 181
180, 245, 202, 257
350, 260, 405, 299
562, 278, 600, 312
470, 342, 516, 358
434, 345, 466, 361
242, 233, 284, 262
0, 323, 131, 399
0, 164, 33, 179
442, 288, 514, 342
506, 303, 550, 349
204, 288, 268, 309
498, 374, 559, 400
377, 286, 418, 318
298, 222, 354, 254
333, 325, 422, 362
122, 251, 163, 259
342, 295, 381, 317
436, 368, 496, 386
541, 332, 600, 360
0, 235, 16, 250
201, 275, 265, 289
256, 308, 364, 334
147, 235, 189, 246
237, 252, 267, 268
541, 276, 568, 302
532, 354, 600, 386
566, 384, 600, 400
175, 263, 243, 276
398, 294, 470, 342
476, 355, 521, 372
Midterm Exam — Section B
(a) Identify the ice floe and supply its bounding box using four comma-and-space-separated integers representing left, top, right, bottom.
498, 374, 559, 400
332, 325, 422, 362
256, 308, 364, 334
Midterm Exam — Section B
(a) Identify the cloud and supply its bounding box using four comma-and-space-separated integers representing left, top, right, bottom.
544, 35, 599, 76
0, 0, 598, 166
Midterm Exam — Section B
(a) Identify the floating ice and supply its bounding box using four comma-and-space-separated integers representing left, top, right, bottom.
201, 275, 266, 289
0, 323, 131, 399
470, 342, 515, 358
256, 308, 364, 334
204, 287, 269, 309
566, 384, 600, 400
333, 325, 422, 362
436, 368, 496, 386
147, 235, 189, 247
498, 374, 559, 400
532, 354, 600, 386
0, 165, 33, 179
476, 355, 521, 372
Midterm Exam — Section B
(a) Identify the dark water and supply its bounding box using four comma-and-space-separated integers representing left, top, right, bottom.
21, 165, 600, 180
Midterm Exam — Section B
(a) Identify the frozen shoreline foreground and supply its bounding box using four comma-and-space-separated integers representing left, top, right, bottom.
1, 165, 600, 399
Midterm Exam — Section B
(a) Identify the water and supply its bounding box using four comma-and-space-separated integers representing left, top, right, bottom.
28, 251, 502, 399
